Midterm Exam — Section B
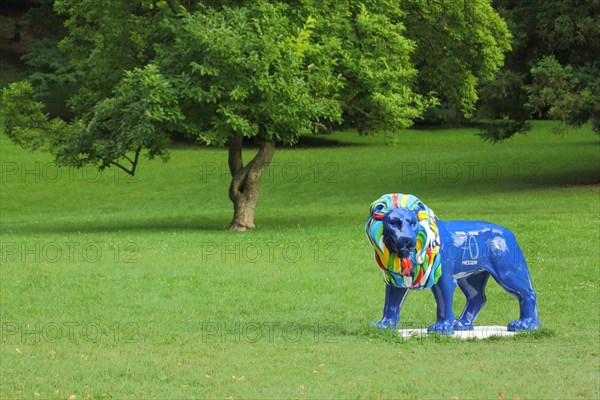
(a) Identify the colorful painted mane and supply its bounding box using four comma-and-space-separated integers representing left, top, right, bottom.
366, 194, 442, 289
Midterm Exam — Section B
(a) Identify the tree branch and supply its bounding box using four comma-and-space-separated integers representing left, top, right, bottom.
123, 153, 134, 164
132, 146, 141, 171
109, 146, 142, 176
341, 100, 378, 121
227, 135, 276, 201
227, 132, 244, 177
244, 140, 276, 181
348, 0, 364, 41
110, 161, 135, 176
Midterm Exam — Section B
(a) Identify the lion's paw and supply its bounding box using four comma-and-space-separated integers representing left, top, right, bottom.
507, 318, 540, 332
453, 319, 474, 331
371, 318, 399, 330
427, 320, 455, 335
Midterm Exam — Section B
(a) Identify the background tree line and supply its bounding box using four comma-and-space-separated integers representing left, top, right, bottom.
478, 0, 599, 139
0, 0, 598, 230
2, 0, 597, 135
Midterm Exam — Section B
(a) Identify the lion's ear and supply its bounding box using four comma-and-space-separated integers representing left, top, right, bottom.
413, 201, 426, 213
371, 204, 386, 220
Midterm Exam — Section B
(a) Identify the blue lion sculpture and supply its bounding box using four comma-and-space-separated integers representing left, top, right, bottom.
366, 193, 540, 334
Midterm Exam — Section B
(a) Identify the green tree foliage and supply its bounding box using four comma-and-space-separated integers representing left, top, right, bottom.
402, 0, 511, 120
528, 57, 599, 134
479, 0, 599, 141
1, 0, 75, 115
1, 0, 511, 230
23, 39, 75, 97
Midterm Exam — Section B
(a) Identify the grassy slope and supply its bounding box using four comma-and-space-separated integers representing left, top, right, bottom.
1, 122, 599, 399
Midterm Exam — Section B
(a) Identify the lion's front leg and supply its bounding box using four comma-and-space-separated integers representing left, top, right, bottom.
428, 272, 456, 334
371, 284, 409, 329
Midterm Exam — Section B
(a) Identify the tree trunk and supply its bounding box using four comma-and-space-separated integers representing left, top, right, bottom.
227, 132, 275, 231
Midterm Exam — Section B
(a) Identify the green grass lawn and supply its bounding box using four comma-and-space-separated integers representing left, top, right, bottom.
1, 121, 599, 399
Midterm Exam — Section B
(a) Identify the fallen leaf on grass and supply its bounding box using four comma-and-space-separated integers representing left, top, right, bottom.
298, 384, 305, 391
15, 348, 21, 354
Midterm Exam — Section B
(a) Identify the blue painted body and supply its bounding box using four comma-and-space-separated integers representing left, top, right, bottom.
369, 200, 540, 334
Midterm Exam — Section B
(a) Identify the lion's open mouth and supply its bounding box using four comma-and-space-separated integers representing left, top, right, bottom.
383, 238, 415, 259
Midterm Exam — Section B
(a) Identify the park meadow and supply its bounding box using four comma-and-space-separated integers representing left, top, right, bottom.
1, 120, 598, 399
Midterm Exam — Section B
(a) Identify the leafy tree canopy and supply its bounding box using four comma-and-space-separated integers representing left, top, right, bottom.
478, 0, 599, 140
2, 0, 511, 230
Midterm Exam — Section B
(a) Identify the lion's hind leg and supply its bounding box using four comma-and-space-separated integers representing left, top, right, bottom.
493, 270, 540, 331
488, 236, 540, 332
454, 272, 491, 331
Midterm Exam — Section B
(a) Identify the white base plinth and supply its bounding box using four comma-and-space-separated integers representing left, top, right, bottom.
398, 325, 515, 339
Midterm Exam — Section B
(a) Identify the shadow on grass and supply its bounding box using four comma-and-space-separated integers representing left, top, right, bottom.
293, 134, 364, 148
2, 179, 597, 236
168, 133, 365, 150
0, 215, 231, 235
0, 211, 361, 235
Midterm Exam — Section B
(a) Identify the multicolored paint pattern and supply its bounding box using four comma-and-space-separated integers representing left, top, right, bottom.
365, 193, 442, 289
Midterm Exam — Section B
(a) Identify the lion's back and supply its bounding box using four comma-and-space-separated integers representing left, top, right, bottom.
441, 220, 516, 240
439, 220, 522, 275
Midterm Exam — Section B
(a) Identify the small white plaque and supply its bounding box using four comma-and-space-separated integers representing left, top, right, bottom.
398, 325, 516, 339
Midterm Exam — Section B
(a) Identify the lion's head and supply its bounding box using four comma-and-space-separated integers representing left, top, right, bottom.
365, 193, 442, 289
